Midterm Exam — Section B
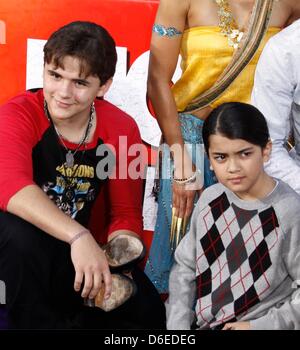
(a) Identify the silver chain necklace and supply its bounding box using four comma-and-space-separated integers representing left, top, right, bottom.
44, 101, 95, 168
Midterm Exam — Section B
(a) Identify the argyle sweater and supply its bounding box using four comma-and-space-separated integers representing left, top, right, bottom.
167, 180, 300, 330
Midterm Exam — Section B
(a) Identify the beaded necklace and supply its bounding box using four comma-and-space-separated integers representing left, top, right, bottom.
44, 101, 95, 168
214, 0, 246, 49
43, 101, 96, 205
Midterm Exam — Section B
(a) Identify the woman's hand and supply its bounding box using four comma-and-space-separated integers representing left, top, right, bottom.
171, 169, 203, 246
172, 180, 198, 219
70, 232, 112, 301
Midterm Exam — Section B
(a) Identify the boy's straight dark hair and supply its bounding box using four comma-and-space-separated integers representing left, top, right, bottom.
43, 21, 117, 85
203, 102, 270, 154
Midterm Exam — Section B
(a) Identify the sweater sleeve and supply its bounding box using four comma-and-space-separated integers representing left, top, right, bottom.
166, 201, 202, 330
105, 122, 145, 237
252, 30, 300, 194
250, 194, 300, 330
0, 99, 39, 210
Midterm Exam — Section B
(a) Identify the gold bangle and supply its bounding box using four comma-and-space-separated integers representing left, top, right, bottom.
173, 171, 197, 185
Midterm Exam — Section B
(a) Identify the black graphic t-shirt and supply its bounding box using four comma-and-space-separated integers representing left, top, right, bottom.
32, 124, 107, 226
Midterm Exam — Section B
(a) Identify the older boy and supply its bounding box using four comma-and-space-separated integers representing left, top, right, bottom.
0, 21, 165, 329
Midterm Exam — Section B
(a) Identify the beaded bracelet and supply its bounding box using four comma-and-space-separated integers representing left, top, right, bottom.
173, 171, 197, 185
69, 229, 91, 245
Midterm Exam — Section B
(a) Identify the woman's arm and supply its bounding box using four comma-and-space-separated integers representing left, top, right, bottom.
148, 0, 187, 154
148, 0, 201, 220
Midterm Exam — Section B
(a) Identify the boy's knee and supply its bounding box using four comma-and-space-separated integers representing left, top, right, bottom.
0, 212, 46, 255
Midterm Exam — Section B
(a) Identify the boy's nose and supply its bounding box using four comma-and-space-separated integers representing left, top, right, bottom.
227, 158, 240, 173
58, 81, 72, 98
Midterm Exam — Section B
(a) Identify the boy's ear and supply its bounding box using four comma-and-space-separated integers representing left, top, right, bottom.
96, 78, 113, 98
262, 140, 272, 162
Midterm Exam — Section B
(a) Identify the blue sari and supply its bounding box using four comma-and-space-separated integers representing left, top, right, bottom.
144, 113, 216, 293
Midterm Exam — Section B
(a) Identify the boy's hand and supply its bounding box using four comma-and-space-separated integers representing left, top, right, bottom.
222, 321, 250, 330
70, 233, 112, 300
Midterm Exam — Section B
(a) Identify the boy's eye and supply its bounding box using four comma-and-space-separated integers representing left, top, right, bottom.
241, 151, 252, 157
214, 155, 226, 162
49, 71, 60, 79
75, 81, 88, 87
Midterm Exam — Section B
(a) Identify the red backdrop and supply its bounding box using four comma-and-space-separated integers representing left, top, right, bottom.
0, 0, 159, 104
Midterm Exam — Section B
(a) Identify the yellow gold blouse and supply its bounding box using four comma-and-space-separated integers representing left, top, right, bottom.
172, 26, 280, 111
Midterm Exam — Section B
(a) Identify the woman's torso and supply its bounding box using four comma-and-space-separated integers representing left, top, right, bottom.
173, 0, 293, 119
172, 26, 280, 114
186, 0, 291, 30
